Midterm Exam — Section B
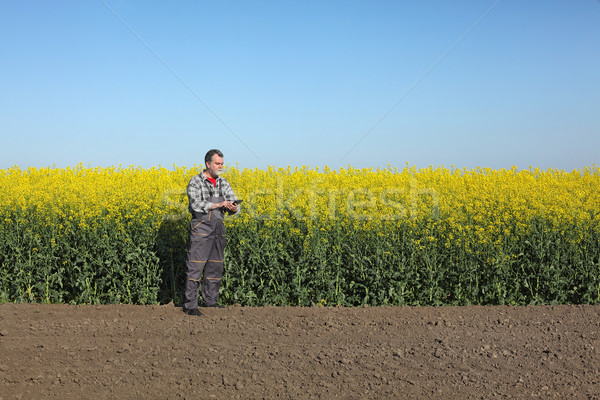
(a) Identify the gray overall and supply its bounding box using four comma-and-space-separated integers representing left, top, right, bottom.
184, 195, 227, 308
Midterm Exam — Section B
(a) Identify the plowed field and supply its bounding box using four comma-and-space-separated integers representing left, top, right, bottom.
1, 304, 599, 399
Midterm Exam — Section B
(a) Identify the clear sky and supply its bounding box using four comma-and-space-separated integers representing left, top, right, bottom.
1, 0, 599, 171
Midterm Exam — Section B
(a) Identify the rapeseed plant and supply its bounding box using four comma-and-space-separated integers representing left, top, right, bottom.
1, 164, 598, 306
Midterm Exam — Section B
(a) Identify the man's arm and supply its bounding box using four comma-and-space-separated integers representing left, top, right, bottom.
220, 178, 240, 214
187, 177, 213, 214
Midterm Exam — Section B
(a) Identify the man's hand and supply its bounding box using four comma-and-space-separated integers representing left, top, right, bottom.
220, 201, 238, 212
209, 201, 238, 212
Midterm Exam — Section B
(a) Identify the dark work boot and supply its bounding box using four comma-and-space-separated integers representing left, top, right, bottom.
183, 307, 204, 316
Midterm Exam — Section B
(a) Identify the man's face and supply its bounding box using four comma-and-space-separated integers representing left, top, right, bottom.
206, 155, 224, 178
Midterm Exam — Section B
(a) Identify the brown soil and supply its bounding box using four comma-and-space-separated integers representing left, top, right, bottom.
1, 303, 599, 399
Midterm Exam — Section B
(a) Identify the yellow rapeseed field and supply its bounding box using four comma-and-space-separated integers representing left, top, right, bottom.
1, 164, 599, 306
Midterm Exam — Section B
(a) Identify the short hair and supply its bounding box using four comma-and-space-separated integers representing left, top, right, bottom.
204, 149, 224, 165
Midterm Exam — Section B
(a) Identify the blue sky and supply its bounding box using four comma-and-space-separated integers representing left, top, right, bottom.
1, 0, 599, 171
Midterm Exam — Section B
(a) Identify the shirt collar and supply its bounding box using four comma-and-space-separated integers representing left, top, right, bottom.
201, 170, 221, 183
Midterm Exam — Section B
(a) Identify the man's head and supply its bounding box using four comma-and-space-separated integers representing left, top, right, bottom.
204, 149, 224, 178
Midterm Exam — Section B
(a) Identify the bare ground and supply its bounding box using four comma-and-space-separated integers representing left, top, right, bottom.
1, 303, 600, 399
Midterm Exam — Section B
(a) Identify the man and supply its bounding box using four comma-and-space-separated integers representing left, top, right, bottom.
183, 149, 240, 316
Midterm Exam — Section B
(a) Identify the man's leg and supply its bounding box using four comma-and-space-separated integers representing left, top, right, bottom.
184, 220, 213, 310
201, 223, 226, 306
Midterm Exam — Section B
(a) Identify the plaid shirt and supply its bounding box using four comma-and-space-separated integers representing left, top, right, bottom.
187, 172, 238, 215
